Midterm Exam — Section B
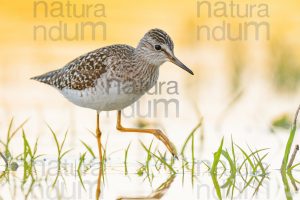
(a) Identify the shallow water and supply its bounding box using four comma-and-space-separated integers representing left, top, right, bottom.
1, 78, 300, 200
1, 156, 300, 200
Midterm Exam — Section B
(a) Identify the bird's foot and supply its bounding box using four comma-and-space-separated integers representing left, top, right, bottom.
163, 138, 178, 159
172, 154, 179, 160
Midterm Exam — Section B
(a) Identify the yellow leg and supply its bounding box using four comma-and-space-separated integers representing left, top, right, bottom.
116, 110, 178, 158
96, 112, 103, 200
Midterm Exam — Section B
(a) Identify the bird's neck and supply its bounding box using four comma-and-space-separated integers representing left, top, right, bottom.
132, 48, 160, 75
131, 49, 160, 89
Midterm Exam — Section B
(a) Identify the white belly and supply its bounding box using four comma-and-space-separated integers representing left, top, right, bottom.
59, 79, 144, 111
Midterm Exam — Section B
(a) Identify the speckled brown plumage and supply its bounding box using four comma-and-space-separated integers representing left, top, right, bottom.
31, 45, 134, 90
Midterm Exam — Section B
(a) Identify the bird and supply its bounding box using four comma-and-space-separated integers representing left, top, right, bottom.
31, 28, 194, 162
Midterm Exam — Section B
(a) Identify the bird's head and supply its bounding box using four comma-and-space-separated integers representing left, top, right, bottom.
136, 28, 193, 75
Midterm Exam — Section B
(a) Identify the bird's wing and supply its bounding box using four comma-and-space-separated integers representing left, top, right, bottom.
60, 50, 109, 90
32, 48, 111, 90
32, 45, 135, 90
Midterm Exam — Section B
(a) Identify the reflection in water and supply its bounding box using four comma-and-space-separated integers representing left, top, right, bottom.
280, 106, 300, 200
211, 170, 269, 200
1, 119, 300, 199
1, 158, 300, 199
96, 158, 103, 200
0, 168, 18, 199
209, 138, 271, 200
211, 173, 222, 200
281, 170, 300, 200
282, 171, 292, 200
117, 175, 175, 200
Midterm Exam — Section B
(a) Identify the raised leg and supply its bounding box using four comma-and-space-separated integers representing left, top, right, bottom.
96, 112, 103, 200
116, 110, 178, 158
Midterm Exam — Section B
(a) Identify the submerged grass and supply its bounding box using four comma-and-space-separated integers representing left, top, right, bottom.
210, 137, 224, 175
1, 110, 300, 199
178, 120, 203, 184
47, 126, 72, 187
124, 143, 131, 175
81, 140, 96, 159
209, 136, 271, 200
21, 129, 42, 184
191, 126, 195, 185
210, 138, 224, 200
138, 140, 176, 180
77, 152, 87, 191
281, 105, 300, 172
0, 118, 28, 166
140, 139, 154, 177
151, 152, 176, 174
280, 105, 300, 200
180, 119, 203, 156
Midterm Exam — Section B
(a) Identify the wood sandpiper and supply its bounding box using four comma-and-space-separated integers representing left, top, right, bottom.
31, 28, 194, 162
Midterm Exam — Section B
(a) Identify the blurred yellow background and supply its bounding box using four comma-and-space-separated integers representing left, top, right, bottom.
1, 0, 300, 81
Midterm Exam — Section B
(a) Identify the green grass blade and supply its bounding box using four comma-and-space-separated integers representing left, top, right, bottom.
60, 130, 69, 151
81, 140, 96, 158
22, 130, 33, 158
281, 105, 300, 172
211, 137, 224, 174
5, 118, 28, 156
151, 152, 176, 174
6, 118, 14, 145
140, 140, 154, 176
221, 149, 236, 188
60, 149, 72, 159
180, 120, 203, 156
10, 118, 29, 141
236, 145, 268, 173
47, 125, 61, 153
231, 136, 236, 165
211, 173, 222, 200
124, 142, 131, 175
77, 152, 87, 191
288, 162, 300, 172
191, 128, 195, 185
281, 171, 293, 200
201, 161, 211, 171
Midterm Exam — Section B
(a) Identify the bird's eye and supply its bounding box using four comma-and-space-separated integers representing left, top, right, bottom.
154, 45, 161, 51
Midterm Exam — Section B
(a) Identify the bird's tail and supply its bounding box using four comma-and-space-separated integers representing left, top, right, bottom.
30, 69, 61, 86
